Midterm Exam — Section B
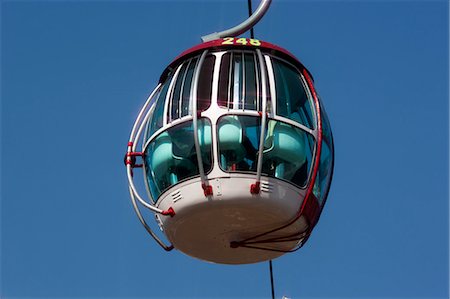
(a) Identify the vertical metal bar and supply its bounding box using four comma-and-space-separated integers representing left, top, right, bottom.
192, 50, 210, 191
254, 49, 268, 186
227, 52, 233, 110
241, 52, 246, 110
254, 53, 260, 112
127, 84, 166, 213
129, 83, 161, 141
264, 55, 276, 115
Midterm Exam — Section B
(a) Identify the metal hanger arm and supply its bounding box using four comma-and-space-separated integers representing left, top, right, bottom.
201, 0, 272, 42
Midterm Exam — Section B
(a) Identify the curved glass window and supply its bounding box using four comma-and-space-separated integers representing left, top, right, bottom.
170, 62, 189, 122
169, 56, 203, 122
146, 54, 214, 141
217, 115, 315, 188
197, 55, 215, 112
244, 53, 258, 110
262, 120, 314, 188
217, 115, 260, 172
313, 107, 334, 206
144, 119, 212, 200
217, 51, 267, 112
181, 57, 198, 117
147, 72, 174, 139
272, 58, 315, 129
217, 53, 231, 108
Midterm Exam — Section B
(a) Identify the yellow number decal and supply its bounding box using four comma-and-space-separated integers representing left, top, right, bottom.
249, 39, 261, 46
221, 37, 261, 47
222, 37, 234, 45
236, 38, 248, 45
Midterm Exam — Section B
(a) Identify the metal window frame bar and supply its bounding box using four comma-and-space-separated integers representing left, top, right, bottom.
241, 52, 246, 110
127, 84, 163, 213
191, 50, 211, 193
253, 48, 269, 188
126, 83, 174, 251
128, 187, 174, 251
265, 55, 276, 116
227, 52, 233, 110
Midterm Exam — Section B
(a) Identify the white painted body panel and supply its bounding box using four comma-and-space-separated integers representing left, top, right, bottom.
156, 175, 308, 264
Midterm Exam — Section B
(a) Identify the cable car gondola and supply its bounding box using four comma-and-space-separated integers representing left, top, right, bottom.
125, 0, 334, 265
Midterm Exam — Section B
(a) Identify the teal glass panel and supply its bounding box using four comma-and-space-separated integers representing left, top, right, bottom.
218, 115, 314, 188
262, 120, 314, 188
272, 58, 315, 129
218, 115, 260, 172
144, 119, 212, 200
313, 107, 334, 206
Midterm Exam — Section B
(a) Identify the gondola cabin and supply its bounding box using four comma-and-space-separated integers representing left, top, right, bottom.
126, 37, 334, 264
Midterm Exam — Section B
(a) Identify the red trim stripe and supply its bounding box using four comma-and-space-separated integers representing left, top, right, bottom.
160, 38, 312, 83
299, 69, 322, 223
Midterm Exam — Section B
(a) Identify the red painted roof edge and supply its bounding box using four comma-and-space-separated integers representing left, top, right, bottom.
159, 38, 313, 83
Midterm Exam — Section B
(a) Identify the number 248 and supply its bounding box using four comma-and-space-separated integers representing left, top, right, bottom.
222, 37, 261, 46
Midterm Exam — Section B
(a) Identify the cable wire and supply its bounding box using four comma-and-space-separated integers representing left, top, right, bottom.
269, 260, 275, 299
248, 0, 255, 38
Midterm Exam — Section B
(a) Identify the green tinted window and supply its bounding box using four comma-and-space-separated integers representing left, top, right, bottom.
145, 119, 212, 200
262, 120, 314, 188
217, 52, 265, 112
197, 55, 215, 112
147, 73, 173, 139
244, 53, 258, 110
217, 115, 315, 188
170, 63, 189, 121
272, 58, 315, 129
181, 57, 198, 117
313, 107, 334, 206
217, 115, 260, 172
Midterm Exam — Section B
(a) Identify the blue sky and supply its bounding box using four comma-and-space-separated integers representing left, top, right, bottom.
1, 0, 448, 298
